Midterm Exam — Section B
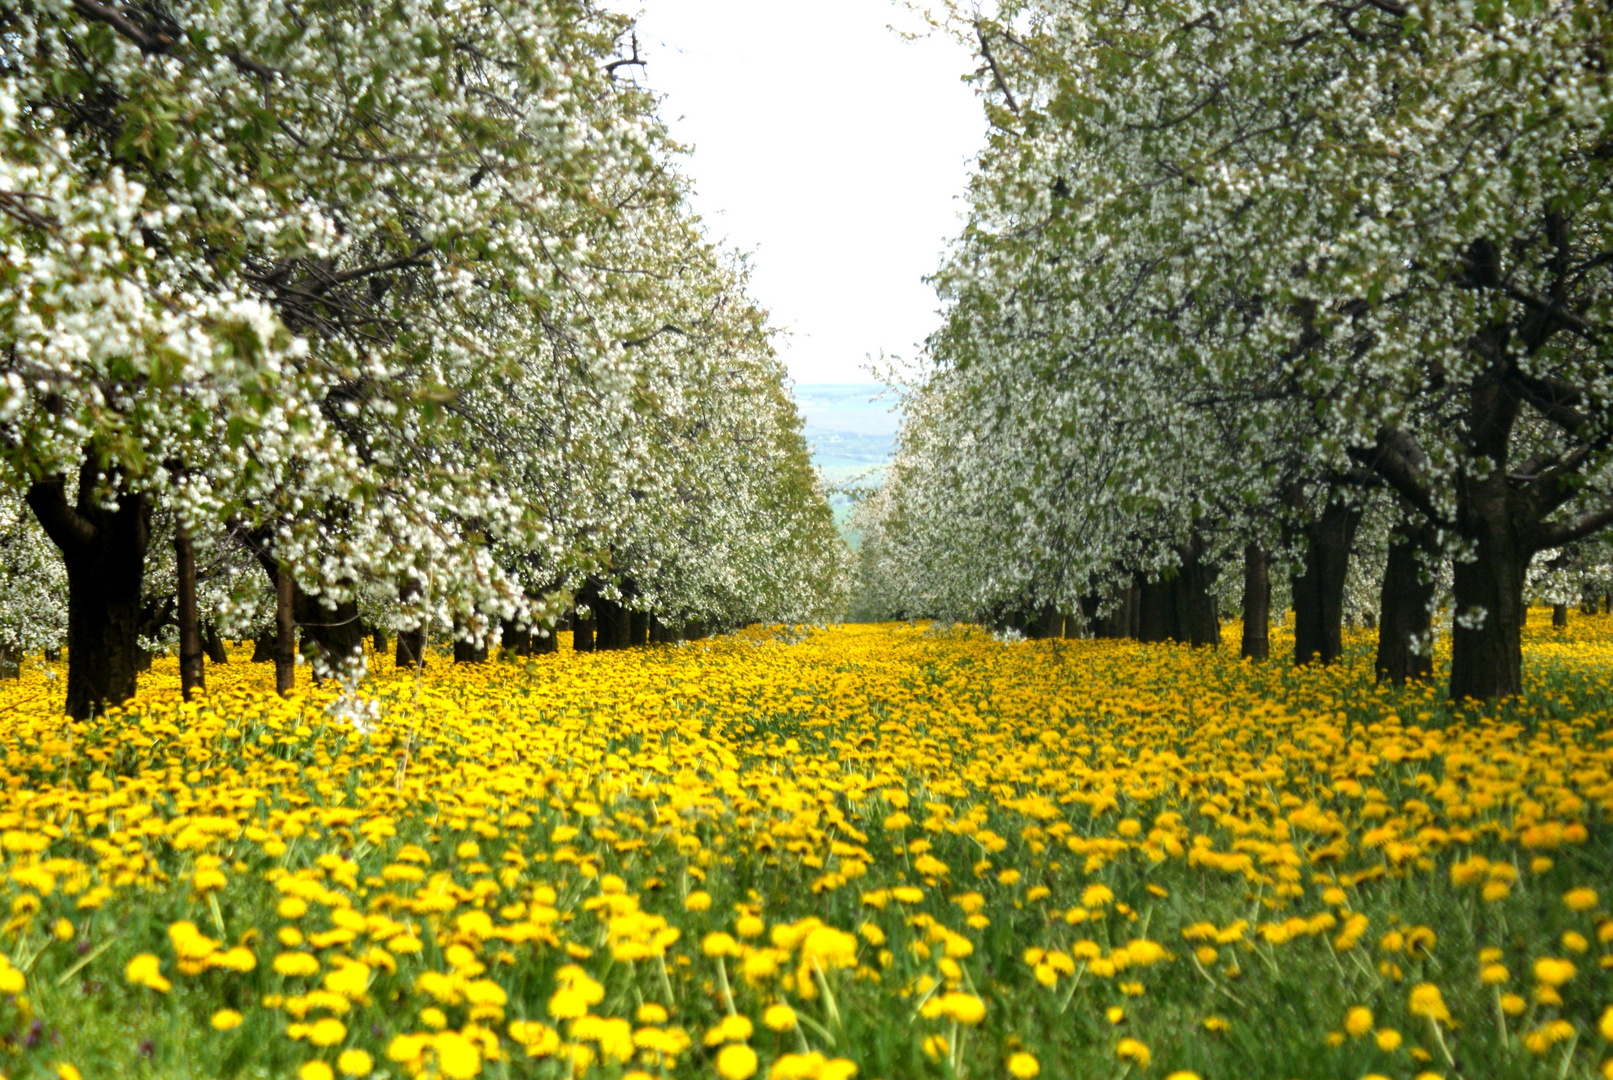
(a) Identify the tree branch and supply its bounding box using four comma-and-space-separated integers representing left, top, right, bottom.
1536, 502, 1613, 551
69, 0, 174, 53
976, 25, 1020, 115
24, 475, 98, 555
1514, 370, 1592, 435
1349, 427, 1453, 529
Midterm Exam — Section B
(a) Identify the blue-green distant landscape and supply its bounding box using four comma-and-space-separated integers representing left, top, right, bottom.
793, 383, 899, 529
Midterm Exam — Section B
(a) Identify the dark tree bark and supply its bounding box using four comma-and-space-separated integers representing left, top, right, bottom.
296, 592, 364, 680
1135, 541, 1220, 647
396, 578, 426, 670
1178, 540, 1222, 648
1240, 543, 1270, 661
1446, 375, 1532, 700
1135, 574, 1174, 643
372, 627, 388, 654
0, 646, 19, 679
274, 560, 296, 695
203, 622, 228, 664
574, 612, 595, 651
630, 608, 649, 647
533, 624, 558, 654
1291, 497, 1362, 667
453, 637, 488, 664
572, 581, 598, 652
25, 466, 151, 719
594, 594, 629, 650
1376, 516, 1437, 685
1448, 515, 1529, 698
1552, 603, 1568, 628
174, 520, 204, 699
499, 618, 531, 658
252, 631, 276, 663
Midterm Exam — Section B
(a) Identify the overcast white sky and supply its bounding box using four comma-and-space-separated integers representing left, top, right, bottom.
616, 1, 983, 386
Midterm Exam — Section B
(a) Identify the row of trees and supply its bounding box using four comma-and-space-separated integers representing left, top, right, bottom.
858, 0, 1613, 699
0, 0, 847, 717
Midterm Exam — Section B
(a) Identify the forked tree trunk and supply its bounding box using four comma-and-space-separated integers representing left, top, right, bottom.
174, 521, 204, 699
1291, 498, 1362, 666
1376, 517, 1436, 686
1240, 543, 1270, 661
25, 468, 151, 719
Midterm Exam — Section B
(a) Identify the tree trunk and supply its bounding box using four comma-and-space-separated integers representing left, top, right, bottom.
1552, 603, 1568, 628
252, 631, 276, 663
499, 619, 531, 658
396, 627, 425, 669
630, 608, 649, 647
372, 627, 388, 655
0, 645, 19, 679
1179, 539, 1221, 648
296, 590, 364, 681
203, 622, 228, 664
174, 521, 204, 699
453, 637, 488, 664
1137, 542, 1219, 647
1449, 479, 1529, 700
533, 624, 558, 654
1291, 498, 1362, 666
1375, 517, 1436, 686
275, 560, 296, 696
25, 468, 151, 719
1240, 543, 1270, 661
1135, 574, 1175, 643
594, 595, 626, 650
573, 605, 595, 652
396, 578, 426, 670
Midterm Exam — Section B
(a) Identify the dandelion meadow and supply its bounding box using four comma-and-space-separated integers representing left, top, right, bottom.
0, 619, 1605, 1080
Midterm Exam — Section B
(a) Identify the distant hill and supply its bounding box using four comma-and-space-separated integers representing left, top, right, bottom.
794, 383, 901, 483
793, 383, 901, 534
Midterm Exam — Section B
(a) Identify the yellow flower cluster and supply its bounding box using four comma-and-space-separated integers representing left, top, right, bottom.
0, 615, 1608, 1077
